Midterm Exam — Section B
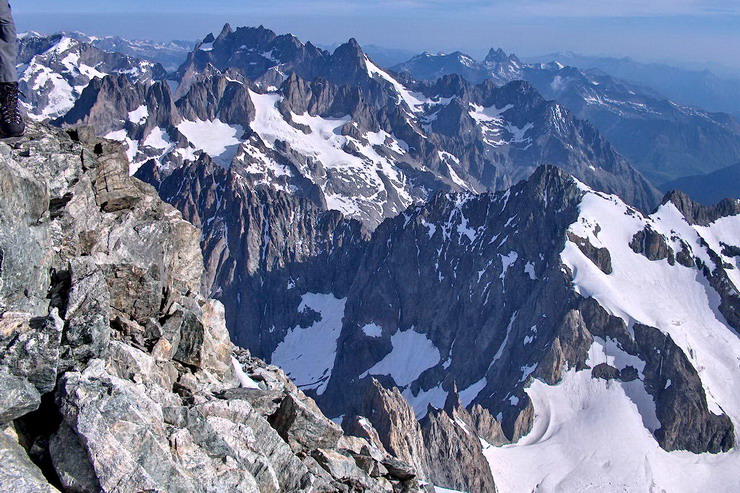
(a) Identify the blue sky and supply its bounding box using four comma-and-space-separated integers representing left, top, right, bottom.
13, 0, 740, 70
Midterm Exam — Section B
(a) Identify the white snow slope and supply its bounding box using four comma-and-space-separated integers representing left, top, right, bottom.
360, 328, 441, 387
19, 36, 102, 119
271, 293, 347, 396
247, 89, 414, 225
485, 185, 740, 493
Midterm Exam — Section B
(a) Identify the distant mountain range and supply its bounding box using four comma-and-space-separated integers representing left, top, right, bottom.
393, 50, 740, 186
662, 161, 740, 205
20, 30, 194, 72
21, 26, 659, 228
83, 34, 194, 72
525, 52, 740, 118
17, 32, 167, 119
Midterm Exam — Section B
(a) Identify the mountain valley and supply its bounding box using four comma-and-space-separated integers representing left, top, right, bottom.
2, 22, 740, 493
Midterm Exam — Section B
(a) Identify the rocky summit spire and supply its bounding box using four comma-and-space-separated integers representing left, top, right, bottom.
485, 47, 508, 64
331, 38, 367, 66
216, 23, 233, 42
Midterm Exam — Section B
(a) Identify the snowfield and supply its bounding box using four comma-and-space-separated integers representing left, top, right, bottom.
143, 127, 172, 150
248, 89, 413, 222
271, 293, 347, 396
485, 368, 740, 493
176, 119, 244, 168
360, 328, 441, 387
486, 183, 740, 493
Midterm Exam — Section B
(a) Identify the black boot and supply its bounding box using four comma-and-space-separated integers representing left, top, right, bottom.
0, 82, 25, 138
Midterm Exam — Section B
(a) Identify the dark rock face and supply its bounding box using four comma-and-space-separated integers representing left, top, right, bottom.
140, 155, 369, 356
591, 362, 621, 380
0, 312, 63, 396
468, 404, 509, 446
0, 123, 427, 493
634, 324, 735, 453
0, 368, 41, 424
318, 166, 585, 439
419, 391, 497, 492
56, 74, 152, 135
61, 258, 111, 367
268, 393, 343, 452
351, 379, 431, 483
723, 244, 740, 258
0, 428, 58, 493
629, 226, 675, 264
569, 232, 613, 274
663, 190, 740, 227
0, 147, 52, 315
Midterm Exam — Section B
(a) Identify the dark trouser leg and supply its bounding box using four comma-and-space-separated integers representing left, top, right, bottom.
0, 0, 16, 83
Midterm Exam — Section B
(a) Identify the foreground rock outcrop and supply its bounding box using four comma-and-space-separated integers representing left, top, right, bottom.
0, 122, 428, 492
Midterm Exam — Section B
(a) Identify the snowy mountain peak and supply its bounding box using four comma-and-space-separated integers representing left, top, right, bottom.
343, 37, 364, 52
17, 33, 166, 120
396, 49, 740, 187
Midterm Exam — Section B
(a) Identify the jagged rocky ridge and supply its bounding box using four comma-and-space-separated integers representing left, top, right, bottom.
394, 49, 740, 185
49, 24, 661, 228
0, 122, 435, 492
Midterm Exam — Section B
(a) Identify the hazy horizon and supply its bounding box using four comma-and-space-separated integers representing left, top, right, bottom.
13, 1, 740, 75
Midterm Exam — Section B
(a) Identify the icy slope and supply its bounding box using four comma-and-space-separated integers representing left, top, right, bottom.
485, 369, 740, 493
485, 184, 740, 493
